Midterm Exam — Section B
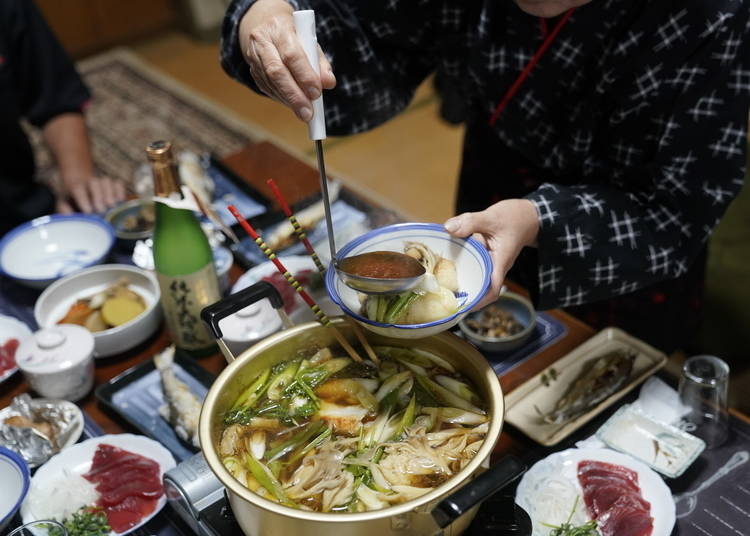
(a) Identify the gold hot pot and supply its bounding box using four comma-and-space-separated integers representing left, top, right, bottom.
199, 282, 524, 536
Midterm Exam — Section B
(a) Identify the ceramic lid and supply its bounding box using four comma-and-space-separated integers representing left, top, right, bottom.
219, 298, 282, 344
16, 325, 94, 373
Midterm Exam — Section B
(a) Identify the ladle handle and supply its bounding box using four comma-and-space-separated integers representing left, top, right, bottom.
201, 280, 284, 341
431, 456, 526, 529
293, 10, 326, 141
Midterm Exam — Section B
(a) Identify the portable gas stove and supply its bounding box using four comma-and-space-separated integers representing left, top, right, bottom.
163, 453, 531, 536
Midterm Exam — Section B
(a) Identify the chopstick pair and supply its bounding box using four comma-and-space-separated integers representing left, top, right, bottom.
265, 179, 380, 365
227, 204, 372, 365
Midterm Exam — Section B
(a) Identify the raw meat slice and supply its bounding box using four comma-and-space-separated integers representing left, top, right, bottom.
83, 444, 164, 533
577, 459, 653, 536
104, 495, 159, 533
597, 495, 654, 536
579, 473, 641, 494
578, 460, 639, 485
583, 482, 649, 517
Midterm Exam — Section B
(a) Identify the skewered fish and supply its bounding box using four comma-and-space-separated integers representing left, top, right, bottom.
537, 349, 636, 425
154, 345, 202, 447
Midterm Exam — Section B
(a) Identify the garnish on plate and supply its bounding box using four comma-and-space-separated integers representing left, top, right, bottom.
543, 497, 599, 536
47, 507, 110, 536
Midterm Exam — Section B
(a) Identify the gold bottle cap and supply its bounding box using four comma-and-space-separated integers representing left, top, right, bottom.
146, 140, 181, 197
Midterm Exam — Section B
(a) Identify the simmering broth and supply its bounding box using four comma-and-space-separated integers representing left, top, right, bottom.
218, 344, 488, 513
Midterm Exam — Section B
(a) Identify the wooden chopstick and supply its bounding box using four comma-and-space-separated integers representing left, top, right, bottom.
266, 179, 380, 365
228, 204, 365, 364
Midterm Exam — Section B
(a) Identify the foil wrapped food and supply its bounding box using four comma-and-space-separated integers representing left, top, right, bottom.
0, 393, 82, 467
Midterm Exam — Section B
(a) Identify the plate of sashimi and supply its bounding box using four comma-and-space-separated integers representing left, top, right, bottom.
21, 434, 176, 535
515, 447, 675, 536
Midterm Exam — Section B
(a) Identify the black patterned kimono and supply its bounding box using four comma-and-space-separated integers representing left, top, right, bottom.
221, 0, 750, 351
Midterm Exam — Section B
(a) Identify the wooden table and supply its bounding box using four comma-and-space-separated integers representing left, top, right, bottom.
0, 141, 595, 446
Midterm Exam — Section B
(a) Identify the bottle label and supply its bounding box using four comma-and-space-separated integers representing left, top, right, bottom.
156, 263, 221, 351
153, 186, 201, 211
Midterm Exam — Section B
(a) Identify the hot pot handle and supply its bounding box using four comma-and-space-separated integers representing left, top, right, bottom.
201, 280, 284, 341
431, 455, 526, 529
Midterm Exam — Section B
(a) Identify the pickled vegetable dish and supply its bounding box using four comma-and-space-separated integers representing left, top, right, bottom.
219, 345, 488, 512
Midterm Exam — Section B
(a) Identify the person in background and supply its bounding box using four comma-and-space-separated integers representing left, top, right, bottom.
0, 0, 125, 236
220, 0, 750, 352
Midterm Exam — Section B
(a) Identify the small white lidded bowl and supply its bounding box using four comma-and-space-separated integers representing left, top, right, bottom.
325, 223, 492, 339
219, 300, 283, 356
15, 325, 95, 401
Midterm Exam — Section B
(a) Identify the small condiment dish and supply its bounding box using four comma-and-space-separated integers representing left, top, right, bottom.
458, 291, 536, 352
34, 264, 162, 358
326, 223, 492, 339
105, 198, 155, 243
0, 214, 115, 289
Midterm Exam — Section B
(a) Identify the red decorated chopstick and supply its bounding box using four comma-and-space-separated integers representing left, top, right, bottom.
228, 204, 365, 363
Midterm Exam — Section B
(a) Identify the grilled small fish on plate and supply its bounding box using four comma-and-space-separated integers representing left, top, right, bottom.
536, 349, 635, 425
154, 345, 202, 447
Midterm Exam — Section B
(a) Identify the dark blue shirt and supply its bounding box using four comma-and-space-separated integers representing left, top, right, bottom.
0, 0, 90, 233
220, 0, 750, 342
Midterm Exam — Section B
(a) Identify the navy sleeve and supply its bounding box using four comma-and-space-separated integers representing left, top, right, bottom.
525, 7, 750, 309
2, 0, 90, 127
221, 0, 469, 134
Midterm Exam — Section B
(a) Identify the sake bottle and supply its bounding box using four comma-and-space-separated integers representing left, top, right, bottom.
147, 140, 220, 358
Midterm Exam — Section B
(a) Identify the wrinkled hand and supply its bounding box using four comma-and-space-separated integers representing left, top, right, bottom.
56, 175, 126, 214
443, 199, 540, 310
238, 0, 336, 122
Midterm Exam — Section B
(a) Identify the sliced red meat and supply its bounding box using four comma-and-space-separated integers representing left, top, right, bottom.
0, 338, 19, 373
103, 495, 159, 533
83, 444, 164, 533
579, 473, 641, 494
84, 444, 159, 481
583, 483, 648, 517
578, 460, 639, 485
97, 477, 164, 506
597, 495, 654, 536
578, 459, 653, 536
90, 466, 162, 490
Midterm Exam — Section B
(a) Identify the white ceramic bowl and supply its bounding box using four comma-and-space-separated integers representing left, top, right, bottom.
0, 215, 115, 289
326, 223, 492, 339
0, 315, 33, 384
0, 446, 30, 532
34, 264, 162, 358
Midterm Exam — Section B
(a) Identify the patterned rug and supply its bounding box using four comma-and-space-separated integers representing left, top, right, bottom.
27, 48, 265, 191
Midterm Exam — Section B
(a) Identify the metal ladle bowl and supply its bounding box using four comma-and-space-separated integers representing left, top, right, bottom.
334, 251, 426, 295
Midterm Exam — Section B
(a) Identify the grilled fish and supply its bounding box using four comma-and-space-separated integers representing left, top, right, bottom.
537, 349, 636, 425
154, 345, 202, 447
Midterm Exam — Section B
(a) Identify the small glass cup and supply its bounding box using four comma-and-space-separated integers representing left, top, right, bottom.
7, 520, 67, 536
678, 354, 730, 448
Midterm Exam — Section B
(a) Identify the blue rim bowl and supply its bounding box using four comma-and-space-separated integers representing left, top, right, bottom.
0, 446, 31, 532
0, 214, 115, 289
326, 223, 492, 338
